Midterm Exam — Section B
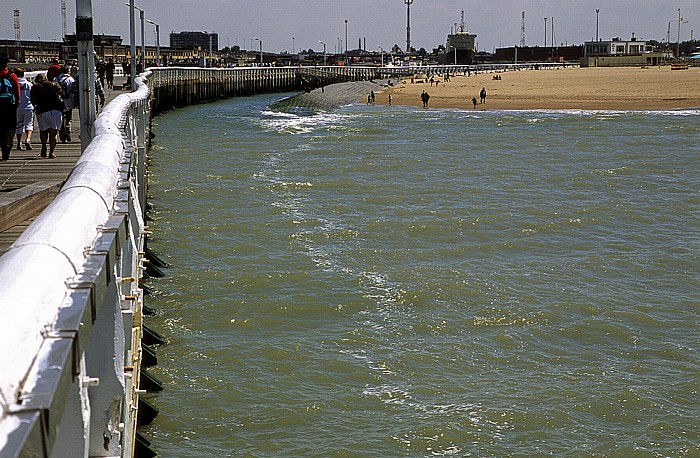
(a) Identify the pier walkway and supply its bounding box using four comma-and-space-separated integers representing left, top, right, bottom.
0, 77, 125, 255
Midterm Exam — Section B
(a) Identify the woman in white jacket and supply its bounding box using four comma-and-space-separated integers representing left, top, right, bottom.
14, 68, 34, 150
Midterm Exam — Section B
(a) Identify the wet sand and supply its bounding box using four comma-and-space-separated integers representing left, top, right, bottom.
377, 66, 700, 111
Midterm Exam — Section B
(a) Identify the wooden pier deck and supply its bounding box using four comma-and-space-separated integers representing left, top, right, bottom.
0, 79, 126, 255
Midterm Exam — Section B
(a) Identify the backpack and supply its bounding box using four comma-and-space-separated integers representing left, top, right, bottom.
0, 77, 16, 106
56, 75, 71, 100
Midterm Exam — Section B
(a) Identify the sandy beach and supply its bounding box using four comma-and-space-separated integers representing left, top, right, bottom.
379, 66, 700, 111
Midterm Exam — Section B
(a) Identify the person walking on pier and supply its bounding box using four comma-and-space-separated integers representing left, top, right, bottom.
0, 56, 20, 161
30, 74, 64, 159
105, 58, 115, 89
55, 67, 75, 143
14, 68, 34, 151
46, 59, 62, 83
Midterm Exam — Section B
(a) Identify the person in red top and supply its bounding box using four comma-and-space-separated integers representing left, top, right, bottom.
46, 58, 62, 83
0, 55, 20, 161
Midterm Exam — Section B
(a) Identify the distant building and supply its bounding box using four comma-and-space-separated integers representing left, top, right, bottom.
170, 31, 219, 50
581, 36, 663, 67
494, 45, 583, 63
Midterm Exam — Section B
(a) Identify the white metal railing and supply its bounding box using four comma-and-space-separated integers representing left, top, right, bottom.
0, 73, 151, 457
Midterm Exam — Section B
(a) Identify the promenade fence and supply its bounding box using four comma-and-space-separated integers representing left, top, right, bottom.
0, 62, 570, 457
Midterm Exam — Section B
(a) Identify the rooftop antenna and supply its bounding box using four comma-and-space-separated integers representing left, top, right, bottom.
520, 11, 526, 47
61, 0, 67, 39
14, 10, 20, 60
404, 0, 414, 52
13, 10, 20, 42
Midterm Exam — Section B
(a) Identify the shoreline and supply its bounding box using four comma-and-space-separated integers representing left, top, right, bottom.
369, 66, 700, 111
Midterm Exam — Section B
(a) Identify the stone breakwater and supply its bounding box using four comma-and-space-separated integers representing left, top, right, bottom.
271, 80, 387, 112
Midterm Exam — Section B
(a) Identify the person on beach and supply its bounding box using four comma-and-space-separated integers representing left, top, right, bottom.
480, 87, 487, 104
388, 94, 393, 106
0, 56, 20, 161
472, 97, 477, 109
421, 90, 430, 107
14, 68, 34, 151
367, 93, 372, 105
370, 90, 375, 103
30, 73, 64, 159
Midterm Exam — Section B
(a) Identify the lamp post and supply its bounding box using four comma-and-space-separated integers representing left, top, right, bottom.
139, 8, 145, 67
146, 19, 160, 66
125, 3, 144, 69
319, 40, 326, 65
292, 37, 295, 55
595, 9, 600, 42
404, 0, 414, 52
126, 1, 135, 88
378, 45, 384, 66
677, 8, 687, 58
544, 17, 547, 47
253, 37, 263, 64
208, 32, 213, 67
345, 19, 348, 53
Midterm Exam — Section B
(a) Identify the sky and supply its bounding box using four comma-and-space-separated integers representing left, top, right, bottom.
3, 1, 699, 54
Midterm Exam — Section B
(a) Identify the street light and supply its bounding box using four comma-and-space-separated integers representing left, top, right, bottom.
345, 20, 348, 53
125, 3, 145, 69
125, 1, 136, 87
595, 9, 600, 42
146, 19, 160, 66
253, 37, 263, 64
677, 8, 688, 58
292, 37, 295, 55
377, 45, 384, 66
319, 40, 326, 65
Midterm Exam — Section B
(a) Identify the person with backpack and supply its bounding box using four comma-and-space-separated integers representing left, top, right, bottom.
0, 56, 20, 161
30, 73, 64, 159
14, 68, 34, 151
55, 67, 75, 143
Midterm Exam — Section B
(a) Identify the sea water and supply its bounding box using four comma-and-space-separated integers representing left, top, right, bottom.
143, 95, 699, 457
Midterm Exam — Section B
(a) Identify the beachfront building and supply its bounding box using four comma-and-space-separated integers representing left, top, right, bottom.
170, 31, 219, 51
581, 36, 663, 67
494, 45, 582, 63
0, 39, 63, 65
